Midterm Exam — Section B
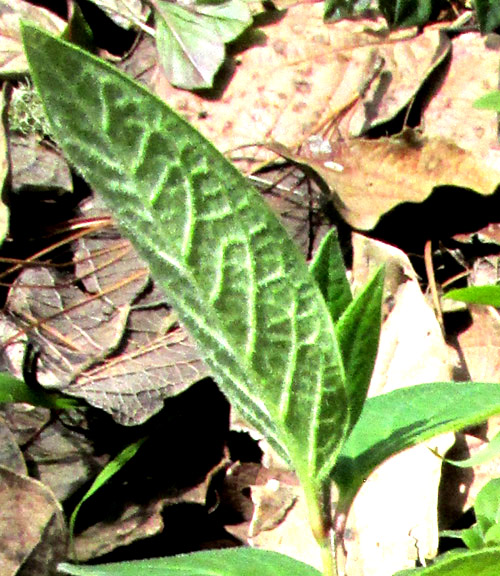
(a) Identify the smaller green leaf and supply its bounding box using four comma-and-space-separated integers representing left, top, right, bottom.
323, 0, 372, 21
378, 0, 433, 28
58, 548, 322, 576
474, 90, 500, 111
309, 227, 352, 323
336, 266, 384, 432
474, 0, 500, 34
444, 285, 500, 307
394, 547, 500, 575
473, 478, 500, 535
461, 525, 486, 550
440, 431, 500, 468
333, 382, 500, 509
152, 0, 252, 89
0, 371, 79, 410
69, 437, 147, 544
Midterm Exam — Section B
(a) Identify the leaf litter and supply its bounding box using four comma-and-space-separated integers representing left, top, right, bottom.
3, 2, 500, 575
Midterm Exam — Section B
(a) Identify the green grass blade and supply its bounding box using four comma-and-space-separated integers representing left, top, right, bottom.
69, 437, 147, 544
474, 90, 500, 110
58, 548, 322, 576
22, 24, 349, 484
333, 382, 500, 506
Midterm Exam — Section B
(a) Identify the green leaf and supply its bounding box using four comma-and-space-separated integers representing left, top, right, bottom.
22, 24, 349, 486
444, 285, 500, 307
394, 547, 500, 575
58, 548, 322, 576
309, 227, 352, 324
474, 0, 500, 34
473, 478, 500, 537
474, 90, 500, 111
69, 437, 147, 543
323, 0, 372, 21
0, 371, 79, 410
441, 431, 500, 468
333, 382, 500, 507
378, 0, 433, 28
152, 0, 252, 89
336, 266, 384, 432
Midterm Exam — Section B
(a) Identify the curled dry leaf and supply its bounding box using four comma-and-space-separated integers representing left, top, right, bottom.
291, 130, 500, 230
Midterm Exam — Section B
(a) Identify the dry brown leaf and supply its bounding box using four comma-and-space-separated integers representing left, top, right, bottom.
290, 131, 500, 230
0, 0, 65, 77
122, 6, 447, 171
344, 235, 455, 576
423, 32, 500, 163
0, 415, 26, 475
0, 465, 67, 576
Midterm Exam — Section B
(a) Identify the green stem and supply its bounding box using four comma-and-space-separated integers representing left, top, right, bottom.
303, 483, 338, 576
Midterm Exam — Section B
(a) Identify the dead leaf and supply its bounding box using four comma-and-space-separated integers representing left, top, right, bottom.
0, 414, 26, 474
291, 130, 500, 230
344, 235, 455, 576
0, 0, 65, 77
0, 87, 9, 245
9, 133, 73, 195
0, 465, 67, 576
122, 6, 447, 171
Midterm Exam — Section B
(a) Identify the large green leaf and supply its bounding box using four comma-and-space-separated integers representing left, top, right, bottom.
395, 547, 500, 575
153, 0, 252, 89
332, 382, 500, 507
22, 24, 349, 485
58, 548, 322, 576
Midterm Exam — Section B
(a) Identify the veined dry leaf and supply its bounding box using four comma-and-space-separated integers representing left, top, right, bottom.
291, 130, 500, 230
0, 415, 26, 475
0, 0, 65, 77
0, 197, 210, 425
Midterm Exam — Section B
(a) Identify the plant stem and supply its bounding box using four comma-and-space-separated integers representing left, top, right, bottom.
304, 483, 338, 576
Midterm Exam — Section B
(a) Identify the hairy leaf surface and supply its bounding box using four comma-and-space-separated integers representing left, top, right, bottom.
22, 24, 348, 483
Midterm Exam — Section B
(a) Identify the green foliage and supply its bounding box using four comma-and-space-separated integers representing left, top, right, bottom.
58, 548, 322, 576
21, 23, 500, 576
395, 548, 500, 575
152, 0, 252, 90
474, 90, 500, 110
0, 371, 79, 410
69, 437, 147, 547
474, 0, 500, 34
325, 0, 500, 31
444, 285, 500, 307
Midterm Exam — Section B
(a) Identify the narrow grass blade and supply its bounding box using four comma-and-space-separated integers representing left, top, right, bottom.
69, 437, 147, 543
0, 372, 79, 410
